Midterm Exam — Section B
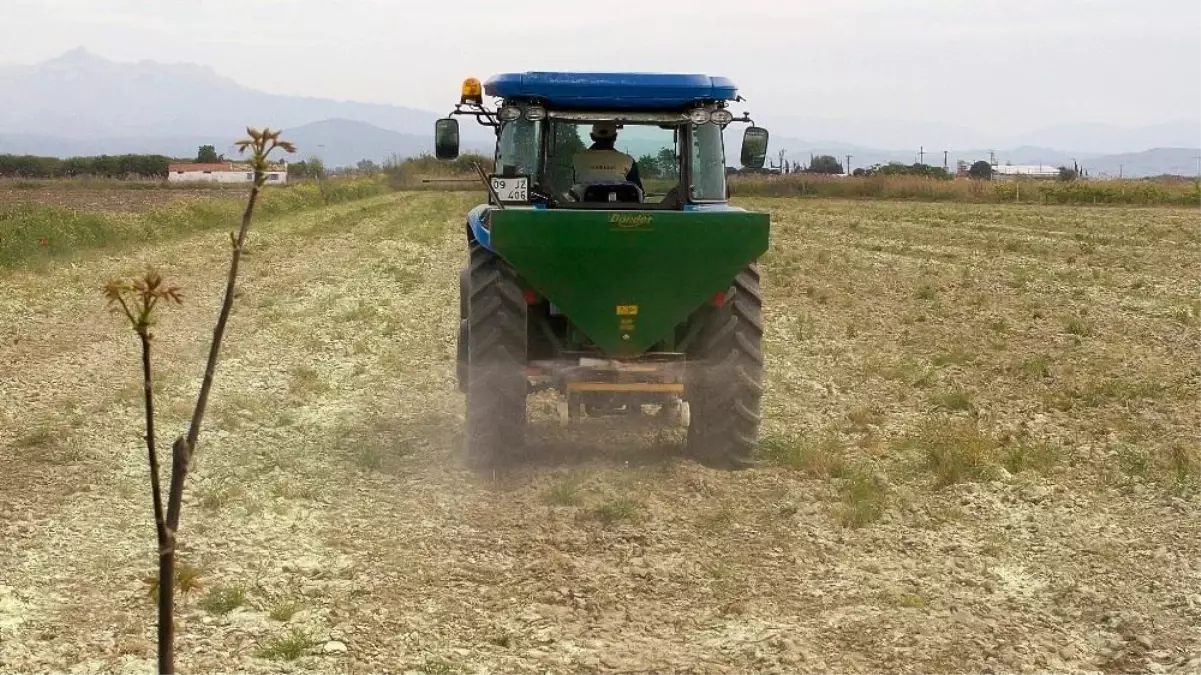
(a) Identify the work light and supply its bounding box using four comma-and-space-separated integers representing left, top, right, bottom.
710, 109, 733, 125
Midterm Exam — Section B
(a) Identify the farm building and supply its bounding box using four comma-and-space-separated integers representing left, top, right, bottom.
167, 161, 287, 184
990, 164, 1061, 180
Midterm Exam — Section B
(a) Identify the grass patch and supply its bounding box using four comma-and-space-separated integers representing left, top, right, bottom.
846, 405, 885, 430
1001, 441, 1062, 475
881, 590, 928, 608
268, 600, 304, 622
930, 388, 974, 412
199, 586, 246, 615
900, 417, 1001, 488
14, 426, 57, 449
582, 498, 643, 526
1116, 444, 1152, 480
932, 348, 971, 367
337, 415, 423, 474
257, 629, 317, 661
1018, 356, 1053, 379
270, 478, 321, 501
761, 432, 848, 478
542, 477, 584, 507
197, 483, 247, 511
337, 300, 381, 323
833, 466, 890, 528
866, 358, 936, 388
696, 504, 736, 533
1062, 316, 1094, 337
288, 365, 330, 398
1046, 377, 1162, 411
1169, 443, 1201, 492
373, 262, 423, 289
416, 658, 458, 675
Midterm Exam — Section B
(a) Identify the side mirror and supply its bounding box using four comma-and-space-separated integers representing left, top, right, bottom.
434, 118, 460, 160
740, 126, 769, 169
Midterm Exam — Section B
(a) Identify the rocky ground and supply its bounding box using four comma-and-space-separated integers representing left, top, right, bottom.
1, 192, 1198, 674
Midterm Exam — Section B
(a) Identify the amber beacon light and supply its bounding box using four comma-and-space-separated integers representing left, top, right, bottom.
460, 77, 483, 105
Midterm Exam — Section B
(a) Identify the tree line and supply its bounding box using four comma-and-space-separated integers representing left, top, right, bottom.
0, 153, 178, 179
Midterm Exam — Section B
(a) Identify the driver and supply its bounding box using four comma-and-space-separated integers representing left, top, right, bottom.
572, 121, 643, 190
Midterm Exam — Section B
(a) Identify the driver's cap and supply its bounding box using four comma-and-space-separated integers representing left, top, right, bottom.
591, 121, 618, 140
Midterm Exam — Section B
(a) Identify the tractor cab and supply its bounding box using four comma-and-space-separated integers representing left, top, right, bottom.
434, 72, 770, 210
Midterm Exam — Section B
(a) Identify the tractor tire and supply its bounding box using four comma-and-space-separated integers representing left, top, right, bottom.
456, 319, 469, 393
456, 265, 470, 393
685, 264, 765, 469
463, 243, 528, 468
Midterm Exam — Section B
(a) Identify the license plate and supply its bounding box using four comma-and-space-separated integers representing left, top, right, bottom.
490, 176, 529, 202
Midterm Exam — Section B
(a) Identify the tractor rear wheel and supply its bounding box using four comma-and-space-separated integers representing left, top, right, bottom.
456, 264, 471, 393
685, 264, 765, 469
464, 243, 528, 468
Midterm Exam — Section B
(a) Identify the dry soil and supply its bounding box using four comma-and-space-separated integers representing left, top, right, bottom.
1, 192, 1198, 674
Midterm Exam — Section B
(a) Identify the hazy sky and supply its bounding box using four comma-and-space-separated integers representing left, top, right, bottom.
3, 0, 1199, 136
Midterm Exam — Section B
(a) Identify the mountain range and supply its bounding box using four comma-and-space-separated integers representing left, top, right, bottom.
1, 48, 1198, 177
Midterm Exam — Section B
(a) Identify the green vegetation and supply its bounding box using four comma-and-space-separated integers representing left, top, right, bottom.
199, 586, 245, 615
0, 152, 177, 179
583, 498, 643, 525
268, 600, 304, 622
1, 177, 389, 269
728, 174, 1200, 206
257, 629, 317, 661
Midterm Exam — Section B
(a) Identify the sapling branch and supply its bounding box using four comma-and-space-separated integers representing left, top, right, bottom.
104, 126, 294, 675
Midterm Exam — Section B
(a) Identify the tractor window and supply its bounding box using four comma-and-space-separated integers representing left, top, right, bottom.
690, 122, 727, 201
542, 120, 682, 204
496, 118, 541, 178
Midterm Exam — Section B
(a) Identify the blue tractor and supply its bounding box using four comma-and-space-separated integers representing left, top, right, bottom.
434, 72, 771, 469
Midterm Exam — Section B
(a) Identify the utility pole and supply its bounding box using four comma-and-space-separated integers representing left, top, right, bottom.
943, 150, 948, 171
989, 149, 996, 166
845, 154, 852, 175
1119, 163, 1123, 179
919, 145, 924, 165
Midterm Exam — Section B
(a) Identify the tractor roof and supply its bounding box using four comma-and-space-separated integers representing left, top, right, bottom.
483, 72, 738, 110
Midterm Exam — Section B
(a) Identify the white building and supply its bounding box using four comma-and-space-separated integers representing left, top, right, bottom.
990, 164, 1061, 180
167, 162, 287, 184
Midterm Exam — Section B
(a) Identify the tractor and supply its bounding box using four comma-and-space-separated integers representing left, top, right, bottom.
434, 72, 771, 469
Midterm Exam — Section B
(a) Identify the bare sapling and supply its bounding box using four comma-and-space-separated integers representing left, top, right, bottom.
104, 127, 295, 675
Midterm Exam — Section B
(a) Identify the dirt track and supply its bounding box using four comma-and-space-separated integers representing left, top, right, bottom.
1, 192, 1199, 674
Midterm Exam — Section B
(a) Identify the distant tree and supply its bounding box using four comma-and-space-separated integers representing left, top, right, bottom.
301, 155, 325, 178
636, 154, 661, 179
196, 145, 220, 163
852, 167, 867, 177
656, 148, 679, 179
1057, 165, 1079, 181
968, 160, 993, 180
861, 161, 952, 180
356, 159, 379, 175
806, 155, 844, 174
543, 124, 587, 188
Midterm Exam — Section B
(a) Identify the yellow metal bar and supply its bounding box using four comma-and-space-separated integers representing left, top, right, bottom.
567, 382, 684, 393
